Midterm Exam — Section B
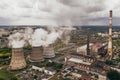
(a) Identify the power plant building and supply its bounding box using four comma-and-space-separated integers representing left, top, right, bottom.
77, 43, 106, 55
65, 53, 96, 71
91, 42, 107, 55
76, 43, 93, 55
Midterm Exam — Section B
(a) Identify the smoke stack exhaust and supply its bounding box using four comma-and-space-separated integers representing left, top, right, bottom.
29, 46, 44, 62
9, 48, 26, 70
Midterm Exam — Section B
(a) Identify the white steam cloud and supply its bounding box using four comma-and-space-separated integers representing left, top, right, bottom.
24, 27, 34, 44
30, 28, 48, 47
8, 32, 25, 48
8, 27, 73, 48
29, 27, 63, 47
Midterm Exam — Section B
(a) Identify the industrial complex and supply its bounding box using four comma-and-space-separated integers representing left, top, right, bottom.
0, 10, 120, 80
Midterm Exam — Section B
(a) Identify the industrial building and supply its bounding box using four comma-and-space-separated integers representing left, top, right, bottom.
76, 43, 93, 55
91, 42, 107, 55
64, 53, 97, 71
77, 42, 107, 56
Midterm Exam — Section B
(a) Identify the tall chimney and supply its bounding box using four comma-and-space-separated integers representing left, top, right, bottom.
29, 46, 44, 62
87, 29, 90, 55
108, 10, 113, 59
9, 48, 26, 70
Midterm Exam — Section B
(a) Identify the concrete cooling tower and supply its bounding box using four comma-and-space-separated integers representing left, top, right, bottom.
9, 48, 26, 70
29, 46, 44, 62
43, 46, 55, 58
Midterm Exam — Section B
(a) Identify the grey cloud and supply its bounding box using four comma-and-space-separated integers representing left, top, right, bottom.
0, 0, 119, 25
86, 17, 120, 25
0, 17, 11, 25
58, 0, 81, 7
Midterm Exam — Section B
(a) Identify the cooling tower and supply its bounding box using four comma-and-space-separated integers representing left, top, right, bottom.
43, 46, 55, 58
29, 46, 44, 62
9, 48, 26, 70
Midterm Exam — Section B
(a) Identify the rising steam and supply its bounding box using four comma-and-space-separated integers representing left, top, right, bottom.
8, 27, 73, 48
24, 27, 34, 41
30, 27, 63, 47
30, 28, 48, 47
8, 32, 25, 48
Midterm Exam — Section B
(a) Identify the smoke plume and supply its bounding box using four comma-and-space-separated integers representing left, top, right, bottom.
60, 26, 76, 44
8, 26, 75, 48
30, 27, 63, 47
8, 32, 25, 48
24, 27, 34, 45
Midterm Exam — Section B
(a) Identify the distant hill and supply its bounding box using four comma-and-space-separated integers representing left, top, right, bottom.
74, 26, 120, 32
0, 25, 120, 32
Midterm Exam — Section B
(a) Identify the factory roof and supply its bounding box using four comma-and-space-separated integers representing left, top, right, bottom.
70, 52, 96, 59
68, 58, 91, 65
77, 43, 94, 50
91, 42, 106, 49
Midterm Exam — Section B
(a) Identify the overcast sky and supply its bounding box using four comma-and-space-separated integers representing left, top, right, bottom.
0, 0, 120, 26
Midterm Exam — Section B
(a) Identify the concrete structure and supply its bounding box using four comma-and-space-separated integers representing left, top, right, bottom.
44, 67, 56, 75
65, 53, 96, 71
77, 43, 107, 56
9, 48, 26, 70
30, 46, 44, 62
43, 45, 55, 58
32, 66, 56, 75
77, 43, 93, 55
68, 58, 91, 65
32, 65, 43, 71
91, 42, 107, 55
87, 31, 90, 55
108, 10, 113, 59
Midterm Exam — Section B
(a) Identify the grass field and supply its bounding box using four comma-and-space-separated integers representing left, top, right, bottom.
0, 69, 17, 80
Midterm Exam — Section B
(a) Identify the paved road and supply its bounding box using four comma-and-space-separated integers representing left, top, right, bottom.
111, 67, 120, 72
57, 45, 76, 52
